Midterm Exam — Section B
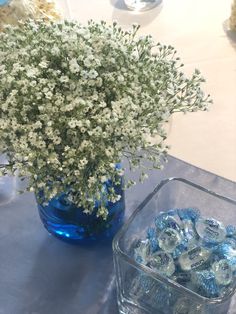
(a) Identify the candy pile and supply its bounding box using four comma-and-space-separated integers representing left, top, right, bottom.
133, 208, 236, 299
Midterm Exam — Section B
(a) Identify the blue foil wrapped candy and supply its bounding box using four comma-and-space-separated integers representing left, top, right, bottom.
191, 270, 220, 298
155, 212, 182, 233
214, 241, 236, 272
172, 241, 188, 259
177, 208, 200, 222
182, 220, 199, 248
139, 273, 156, 294
152, 283, 173, 310
130, 274, 155, 298
172, 271, 191, 285
147, 251, 175, 277
134, 239, 150, 264
195, 217, 226, 244
158, 227, 182, 253
173, 297, 204, 314
178, 246, 210, 271
147, 227, 160, 253
226, 225, 236, 238
211, 259, 233, 286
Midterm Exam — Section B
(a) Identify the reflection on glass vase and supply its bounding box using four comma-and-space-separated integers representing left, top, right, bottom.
0, 154, 18, 205
36, 177, 125, 244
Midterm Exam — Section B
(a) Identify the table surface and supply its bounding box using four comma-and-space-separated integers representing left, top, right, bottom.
57, 0, 236, 182
1, 155, 236, 314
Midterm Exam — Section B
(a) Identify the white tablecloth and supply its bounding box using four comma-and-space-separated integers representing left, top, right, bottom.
57, 0, 236, 182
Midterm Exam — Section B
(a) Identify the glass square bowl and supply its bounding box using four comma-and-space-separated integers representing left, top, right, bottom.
113, 177, 236, 314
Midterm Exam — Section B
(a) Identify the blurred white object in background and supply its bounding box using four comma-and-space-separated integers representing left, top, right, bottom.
0, 154, 18, 205
0, 0, 61, 31
124, 0, 162, 11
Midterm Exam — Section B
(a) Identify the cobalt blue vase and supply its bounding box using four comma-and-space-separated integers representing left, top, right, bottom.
36, 177, 125, 244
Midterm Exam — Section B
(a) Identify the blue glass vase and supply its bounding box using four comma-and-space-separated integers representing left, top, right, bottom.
36, 177, 125, 244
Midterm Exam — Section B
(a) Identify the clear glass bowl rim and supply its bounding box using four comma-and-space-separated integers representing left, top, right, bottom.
113, 177, 236, 305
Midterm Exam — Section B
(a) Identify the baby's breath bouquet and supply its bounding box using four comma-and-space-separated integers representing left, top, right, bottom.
0, 20, 211, 219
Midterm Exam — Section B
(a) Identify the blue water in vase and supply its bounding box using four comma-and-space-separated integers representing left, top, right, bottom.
36, 178, 125, 244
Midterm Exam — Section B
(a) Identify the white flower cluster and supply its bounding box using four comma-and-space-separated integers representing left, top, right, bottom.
0, 20, 212, 219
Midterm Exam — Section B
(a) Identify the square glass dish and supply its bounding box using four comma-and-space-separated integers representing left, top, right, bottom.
113, 178, 236, 314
